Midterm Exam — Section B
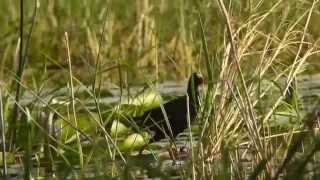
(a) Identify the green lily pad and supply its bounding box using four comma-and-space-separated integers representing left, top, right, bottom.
55, 112, 100, 143
110, 121, 130, 137
119, 133, 149, 152
115, 89, 163, 117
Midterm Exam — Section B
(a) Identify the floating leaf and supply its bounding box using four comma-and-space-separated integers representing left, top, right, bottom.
110, 121, 130, 137
119, 133, 149, 152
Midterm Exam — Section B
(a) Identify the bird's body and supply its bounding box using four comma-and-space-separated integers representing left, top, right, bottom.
134, 73, 203, 143
136, 94, 198, 142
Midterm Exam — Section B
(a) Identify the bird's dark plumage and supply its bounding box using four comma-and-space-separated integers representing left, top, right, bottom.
135, 73, 203, 143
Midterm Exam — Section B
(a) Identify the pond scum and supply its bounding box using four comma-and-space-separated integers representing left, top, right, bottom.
1, 0, 320, 179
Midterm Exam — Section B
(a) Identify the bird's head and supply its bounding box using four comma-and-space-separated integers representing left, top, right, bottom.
187, 72, 204, 100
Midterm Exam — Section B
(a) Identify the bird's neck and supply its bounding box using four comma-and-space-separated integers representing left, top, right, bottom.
187, 89, 200, 108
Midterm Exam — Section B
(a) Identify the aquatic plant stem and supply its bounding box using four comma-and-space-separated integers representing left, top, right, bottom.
7, 0, 24, 151
0, 90, 7, 177
187, 95, 196, 179
24, 109, 32, 180
89, 5, 126, 164
64, 32, 84, 168
217, 0, 264, 161
9, 0, 38, 151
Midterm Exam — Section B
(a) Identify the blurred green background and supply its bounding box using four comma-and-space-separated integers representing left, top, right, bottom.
1, 0, 319, 89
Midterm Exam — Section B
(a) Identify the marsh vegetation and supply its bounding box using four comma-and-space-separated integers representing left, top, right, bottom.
1, 0, 320, 179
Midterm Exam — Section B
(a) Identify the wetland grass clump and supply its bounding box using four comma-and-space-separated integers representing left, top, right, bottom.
1, 0, 320, 179
193, 0, 320, 179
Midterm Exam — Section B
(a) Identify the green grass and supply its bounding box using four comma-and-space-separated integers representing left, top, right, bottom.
1, 0, 320, 179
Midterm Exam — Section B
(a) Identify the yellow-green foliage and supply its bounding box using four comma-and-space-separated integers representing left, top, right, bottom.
2, 0, 319, 86
56, 112, 99, 144
110, 121, 130, 137
119, 133, 149, 152
115, 89, 163, 117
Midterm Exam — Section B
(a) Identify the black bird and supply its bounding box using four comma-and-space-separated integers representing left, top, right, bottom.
134, 73, 204, 145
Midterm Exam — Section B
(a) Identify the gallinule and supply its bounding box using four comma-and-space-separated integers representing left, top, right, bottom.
135, 73, 204, 146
